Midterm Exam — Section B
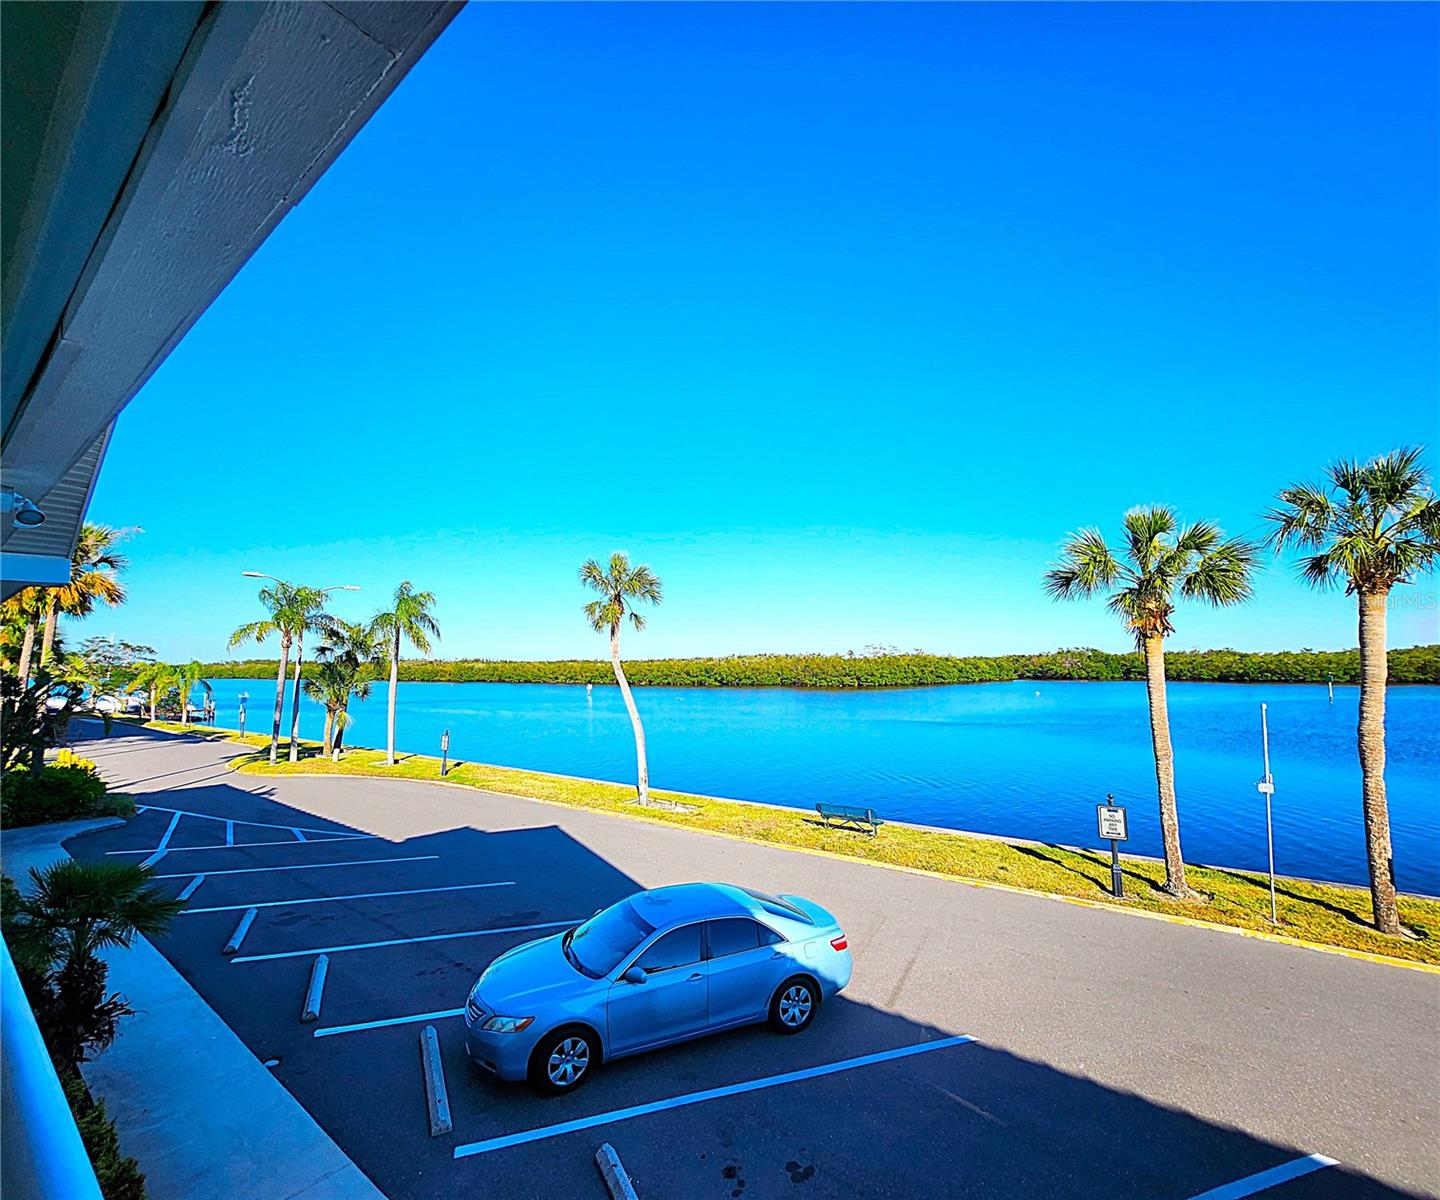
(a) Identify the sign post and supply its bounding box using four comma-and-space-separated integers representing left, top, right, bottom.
238, 692, 249, 739
1325, 672, 1334, 704
440, 728, 450, 777
1096, 795, 1128, 899
1257, 703, 1277, 924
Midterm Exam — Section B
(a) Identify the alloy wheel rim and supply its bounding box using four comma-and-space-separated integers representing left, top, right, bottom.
547, 1037, 590, 1086
779, 985, 812, 1026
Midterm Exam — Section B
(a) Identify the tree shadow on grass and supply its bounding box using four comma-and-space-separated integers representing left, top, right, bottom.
1205, 865, 1401, 935
1010, 843, 1165, 899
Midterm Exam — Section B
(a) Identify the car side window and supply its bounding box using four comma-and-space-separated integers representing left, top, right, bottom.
757, 924, 785, 947
634, 925, 703, 974
706, 918, 764, 959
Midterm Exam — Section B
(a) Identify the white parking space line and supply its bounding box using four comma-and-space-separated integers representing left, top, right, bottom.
293, 828, 307, 842
225, 820, 234, 846
140, 811, 182, 868
154, 855, 438, 879
136, 803, 371, 839
108, 836, 380, 855
313, 1007, 467, 1038
179, 881, 516, 915
1186, 1153, 1339, 1200
230, 919, 577, 963
452, 1035, 977, 1159
177, 875, 207, 901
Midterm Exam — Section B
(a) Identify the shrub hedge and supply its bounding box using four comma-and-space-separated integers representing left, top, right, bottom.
201, 644, 1440, 688
0, 762, 134, 827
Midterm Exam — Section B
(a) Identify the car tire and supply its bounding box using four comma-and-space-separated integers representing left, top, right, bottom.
769, 976, 818, 1034
529, 1026, 599, 1095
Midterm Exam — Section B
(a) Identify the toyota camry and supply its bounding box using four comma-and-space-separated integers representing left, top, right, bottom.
463, 882, 852, 1093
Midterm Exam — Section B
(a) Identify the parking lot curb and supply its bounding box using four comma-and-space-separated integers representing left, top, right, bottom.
245, 766, 1440, 977
595, 1143, 641, 1200
2, 820, 388, 1200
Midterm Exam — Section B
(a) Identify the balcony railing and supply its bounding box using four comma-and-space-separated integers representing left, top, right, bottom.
0, 933, 103, 1200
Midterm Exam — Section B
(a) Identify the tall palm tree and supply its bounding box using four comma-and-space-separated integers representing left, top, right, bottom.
580, 553, 664, 807
3, 587, 46, 684
173, 661, 211, 725
313, 618, 382, 757
127, 661, 177, 721
1045, 508, 1256, 898
370, 582, 439, 766
282, 587, 331, 763
228, 581, 326, 765
38, 524, 131, 667
1266, 447, 1440, 934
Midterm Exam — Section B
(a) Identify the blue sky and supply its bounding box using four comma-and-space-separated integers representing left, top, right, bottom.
80, 2, 1438, 661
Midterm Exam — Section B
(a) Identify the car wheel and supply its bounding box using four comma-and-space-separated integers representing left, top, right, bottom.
769, 977, 818, 1034
529, 1027, 598, 1095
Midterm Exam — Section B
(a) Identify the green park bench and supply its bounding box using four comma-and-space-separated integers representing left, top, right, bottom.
815, 802, 884, 837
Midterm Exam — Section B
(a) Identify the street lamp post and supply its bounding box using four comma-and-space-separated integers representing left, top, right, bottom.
241, 573, 359, 763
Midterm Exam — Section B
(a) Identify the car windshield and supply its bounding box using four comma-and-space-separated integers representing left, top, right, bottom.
565, 899, 655, 978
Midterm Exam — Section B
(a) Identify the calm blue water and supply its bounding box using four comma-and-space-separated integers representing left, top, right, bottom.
198, 678, 1440, 893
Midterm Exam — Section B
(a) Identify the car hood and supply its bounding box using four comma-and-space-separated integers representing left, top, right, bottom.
476, 931, 588, 1010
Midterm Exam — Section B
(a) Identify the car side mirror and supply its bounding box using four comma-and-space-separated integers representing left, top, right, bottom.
622, 966, 647, 985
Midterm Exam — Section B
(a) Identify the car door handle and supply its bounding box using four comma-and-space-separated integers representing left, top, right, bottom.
687, 972, 703, 981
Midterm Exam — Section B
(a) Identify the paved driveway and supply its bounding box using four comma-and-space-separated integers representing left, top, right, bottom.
65, 724, 1439, 1200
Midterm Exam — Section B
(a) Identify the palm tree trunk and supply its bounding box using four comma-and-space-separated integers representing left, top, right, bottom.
269, 636, 290, 766
288, 628, 305, 763
322, 709, 334, 756
17, 620, 37, 684
1357, 590, 1401, 934
610, 626, 652, 806
1143, 635, 1192, 898
385, 631, 399, 766
334, 702, 348, 757
38, 595, 60, 666
149, 686, 157, 722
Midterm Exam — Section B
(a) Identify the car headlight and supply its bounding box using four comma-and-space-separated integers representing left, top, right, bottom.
481, 1015, 534, 1033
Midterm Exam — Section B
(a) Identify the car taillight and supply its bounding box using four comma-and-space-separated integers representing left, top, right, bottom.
830, 935, 848, 951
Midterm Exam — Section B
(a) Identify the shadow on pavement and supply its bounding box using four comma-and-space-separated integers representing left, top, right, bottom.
58, 722, 1432, 1200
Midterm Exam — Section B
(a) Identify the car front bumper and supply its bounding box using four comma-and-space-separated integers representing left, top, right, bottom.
463, 1005, 542, 1082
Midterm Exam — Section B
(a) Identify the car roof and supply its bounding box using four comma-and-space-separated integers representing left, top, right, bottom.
629, 882, 756, 926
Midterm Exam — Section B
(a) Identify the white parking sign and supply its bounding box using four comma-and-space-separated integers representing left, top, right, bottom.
1097, 805, 1128, 841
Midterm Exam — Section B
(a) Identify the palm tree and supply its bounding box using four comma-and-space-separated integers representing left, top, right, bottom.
312, 618, 381, 757
173, 661, 211, 725
228, 581, 325, 765
3, 587, 46, 684
127, 661, 177, 721
580, 553, 664, 807
1045, 508, 1256, 898
1266, 447, 1440, 934
370, 582, 439, 766
38, 524, 131, 668
281, 587, 331, 763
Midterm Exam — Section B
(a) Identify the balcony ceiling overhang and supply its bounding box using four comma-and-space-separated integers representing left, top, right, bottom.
1, 0, 461, 597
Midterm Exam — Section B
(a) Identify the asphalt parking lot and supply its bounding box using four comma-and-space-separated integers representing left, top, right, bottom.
65, 726, 1438, 1200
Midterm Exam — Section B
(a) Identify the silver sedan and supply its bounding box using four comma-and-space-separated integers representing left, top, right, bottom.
463, 882, 853, 1094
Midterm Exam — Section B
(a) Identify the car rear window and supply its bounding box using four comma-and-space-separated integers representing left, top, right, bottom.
740, 888, 814, 924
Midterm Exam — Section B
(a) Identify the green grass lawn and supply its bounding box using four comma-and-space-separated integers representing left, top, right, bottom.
137, 720, 1439, 966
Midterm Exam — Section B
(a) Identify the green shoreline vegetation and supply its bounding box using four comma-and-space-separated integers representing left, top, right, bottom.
134, 718, 1440, 966
196, 644, 1440, 688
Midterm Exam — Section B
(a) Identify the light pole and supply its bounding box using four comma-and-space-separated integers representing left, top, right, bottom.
241, 573, 358, 763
